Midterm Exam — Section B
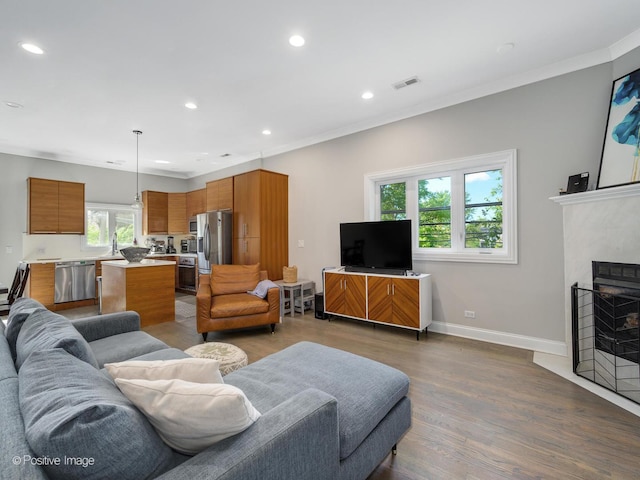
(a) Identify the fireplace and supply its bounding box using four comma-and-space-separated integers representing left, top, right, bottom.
592, 261, 640, 364
572, 261, 640, 405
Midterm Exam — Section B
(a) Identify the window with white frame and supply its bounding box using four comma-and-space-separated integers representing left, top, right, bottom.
365, 150, 517, 264
84, 203, 138, 249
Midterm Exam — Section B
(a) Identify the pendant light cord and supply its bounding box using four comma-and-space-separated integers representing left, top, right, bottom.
133, 130, 142, 196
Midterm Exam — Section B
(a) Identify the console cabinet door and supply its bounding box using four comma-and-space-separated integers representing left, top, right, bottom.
324, 272, 345, 314
390, 277, 420, 328
343, 274, 366, 319
28, 262, 55, 307
368, 276, 420, 327
367, 276, 393, 323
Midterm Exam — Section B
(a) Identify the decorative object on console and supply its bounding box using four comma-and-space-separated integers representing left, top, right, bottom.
119, 247, 150, 263
131, 129, 144, 209
597, 68, 640, 189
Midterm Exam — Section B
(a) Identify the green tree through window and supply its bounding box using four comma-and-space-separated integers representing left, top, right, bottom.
380, 183, 406, 220
418, 177, 451, 248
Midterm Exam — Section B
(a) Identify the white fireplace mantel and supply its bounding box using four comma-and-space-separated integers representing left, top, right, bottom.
550, 183, 640, 205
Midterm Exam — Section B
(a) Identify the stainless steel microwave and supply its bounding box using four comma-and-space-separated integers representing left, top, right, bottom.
189, 216, 197, 234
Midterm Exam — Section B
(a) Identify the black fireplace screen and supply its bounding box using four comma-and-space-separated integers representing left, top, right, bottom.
572, 264, 640, 405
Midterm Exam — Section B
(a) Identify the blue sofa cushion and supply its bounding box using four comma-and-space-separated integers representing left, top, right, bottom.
15, 308, 99, 370
224, 341, 410, 460
4, 297, 47, 361
19, 348, 174, 480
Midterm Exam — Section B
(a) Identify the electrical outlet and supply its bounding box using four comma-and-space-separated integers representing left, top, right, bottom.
5, 246, 12, 254
464, 310, 476, 318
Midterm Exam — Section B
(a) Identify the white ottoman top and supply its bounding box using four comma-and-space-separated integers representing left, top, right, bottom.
184, 342, 248, 375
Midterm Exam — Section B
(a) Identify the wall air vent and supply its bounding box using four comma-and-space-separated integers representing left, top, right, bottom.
392, 76, 420, 90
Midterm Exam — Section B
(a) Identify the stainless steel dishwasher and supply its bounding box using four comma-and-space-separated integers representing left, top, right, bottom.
54, 260, 96, 303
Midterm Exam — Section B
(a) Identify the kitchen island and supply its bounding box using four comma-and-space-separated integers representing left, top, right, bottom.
101, 259, 176, 328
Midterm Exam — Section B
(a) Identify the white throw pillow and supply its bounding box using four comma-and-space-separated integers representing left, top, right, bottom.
105, 357, 224, 384
114, 378, 261, 455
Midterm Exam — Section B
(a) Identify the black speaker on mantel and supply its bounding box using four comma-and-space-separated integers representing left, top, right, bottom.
315, 293, 328, 320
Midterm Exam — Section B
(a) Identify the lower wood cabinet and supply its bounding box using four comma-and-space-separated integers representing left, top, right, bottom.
324, 272, 366, 319
323, 269, 432, 338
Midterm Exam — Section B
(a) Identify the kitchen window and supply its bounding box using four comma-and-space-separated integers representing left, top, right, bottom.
364, 149, 517, 264
83, 203, 139, 250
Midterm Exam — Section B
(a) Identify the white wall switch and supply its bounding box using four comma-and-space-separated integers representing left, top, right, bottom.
297, 240, 305, 248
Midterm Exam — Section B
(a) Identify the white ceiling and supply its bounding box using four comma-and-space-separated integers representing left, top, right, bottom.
2, 1, 640, 179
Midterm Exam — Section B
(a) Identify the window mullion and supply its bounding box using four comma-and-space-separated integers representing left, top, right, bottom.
450, 172, 465, 252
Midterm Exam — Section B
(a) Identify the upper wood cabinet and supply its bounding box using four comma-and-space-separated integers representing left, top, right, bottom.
233, 169, 288, 280
206, 177, 233, 212
142, 191, 168, 235
168, 192, 187, 234
186, 188, 206, 217
28, 177, 85, 234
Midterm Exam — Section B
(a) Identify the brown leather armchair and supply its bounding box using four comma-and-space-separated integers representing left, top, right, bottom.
196, 264, 280, 341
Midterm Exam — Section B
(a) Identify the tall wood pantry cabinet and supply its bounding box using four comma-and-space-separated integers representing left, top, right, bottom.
233, 169, 288, 281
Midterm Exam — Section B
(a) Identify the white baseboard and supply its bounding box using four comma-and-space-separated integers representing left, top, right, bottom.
429, 321, 567, 356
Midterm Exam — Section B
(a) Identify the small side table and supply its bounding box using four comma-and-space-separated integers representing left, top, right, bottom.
275, 279, 315, 317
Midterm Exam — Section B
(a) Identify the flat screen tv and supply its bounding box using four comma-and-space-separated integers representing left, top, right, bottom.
340, 220, 412, 275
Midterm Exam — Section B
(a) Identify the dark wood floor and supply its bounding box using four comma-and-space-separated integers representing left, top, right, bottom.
65, 296, 640, 479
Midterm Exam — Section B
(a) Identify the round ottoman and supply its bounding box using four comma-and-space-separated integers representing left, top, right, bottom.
184, 342, 248, 375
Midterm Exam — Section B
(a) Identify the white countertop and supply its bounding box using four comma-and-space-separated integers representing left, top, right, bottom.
24, 252, 196, 264
102, 259, 176, 268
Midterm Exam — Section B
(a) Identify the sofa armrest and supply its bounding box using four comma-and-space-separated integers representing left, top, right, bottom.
267, 287, 280, 315
70, 311, 141, 342
157, 389, 340, 480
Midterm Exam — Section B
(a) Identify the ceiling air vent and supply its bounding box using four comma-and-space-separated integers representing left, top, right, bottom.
392, 76, 420, 90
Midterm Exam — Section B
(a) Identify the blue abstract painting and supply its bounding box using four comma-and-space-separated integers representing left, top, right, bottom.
598, 68, 640, 189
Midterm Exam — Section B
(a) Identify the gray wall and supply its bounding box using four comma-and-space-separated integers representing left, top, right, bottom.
262, 58, 624, 345
2, 47, 639, 348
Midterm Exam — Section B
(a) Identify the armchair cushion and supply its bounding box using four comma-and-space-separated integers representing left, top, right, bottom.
210, 264, 260, 296
211, 293, 270, 318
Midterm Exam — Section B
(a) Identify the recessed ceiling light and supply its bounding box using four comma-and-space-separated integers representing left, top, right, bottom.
154, 160, 170, 164
20, 43, 44, 55
497, 42, 515, 54
5, 101, 23, 108
262, 129, 272, 135
289, 35, 305, 47
185, 102, 198, 109
361, 91, 374, 100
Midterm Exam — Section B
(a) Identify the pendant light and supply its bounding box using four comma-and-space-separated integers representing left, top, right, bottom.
131, 130, 144, 209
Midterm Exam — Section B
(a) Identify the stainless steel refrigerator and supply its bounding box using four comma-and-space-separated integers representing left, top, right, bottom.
197, 211, 233, 275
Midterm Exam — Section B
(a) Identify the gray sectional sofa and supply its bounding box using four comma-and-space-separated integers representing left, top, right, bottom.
1, 298, 411, 480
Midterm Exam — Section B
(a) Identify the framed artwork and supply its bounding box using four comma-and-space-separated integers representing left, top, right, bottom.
597, 68, 640, 189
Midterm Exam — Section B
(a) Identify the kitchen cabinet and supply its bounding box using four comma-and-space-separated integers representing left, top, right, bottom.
28, 178, 85, 234
142, 191, 168, 235
206, 177, 233, 211
232, 170, 288, 281
324, 272, 366, 319
187, 188, 206, 217
168, 192, 187, 234
27, 262, 55, 308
